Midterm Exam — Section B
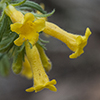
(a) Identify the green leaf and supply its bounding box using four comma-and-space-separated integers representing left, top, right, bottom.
20, 0, 46, 14
32, 9, 55, 17
11, 0, 26, 6
2, 16, 12, 37
17, 6, 33, 11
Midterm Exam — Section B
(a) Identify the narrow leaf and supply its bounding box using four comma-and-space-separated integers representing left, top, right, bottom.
32, 9, 55, 17
20, 1, 46, 14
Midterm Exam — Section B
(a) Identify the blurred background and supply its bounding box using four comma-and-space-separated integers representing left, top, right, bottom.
0, 0, 100, 100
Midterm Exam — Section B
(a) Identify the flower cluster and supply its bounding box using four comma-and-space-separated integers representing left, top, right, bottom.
0, 0, 91, 93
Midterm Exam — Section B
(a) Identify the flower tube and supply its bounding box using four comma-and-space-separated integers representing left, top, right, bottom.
43, 22, 91, 58
25, 41, 57, 93
4, 5, 24, 23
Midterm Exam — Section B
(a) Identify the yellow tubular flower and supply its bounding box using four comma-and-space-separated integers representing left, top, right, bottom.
21, 56, 32, 79
10, 13, 45, 46
4, 5, 24, 23
36, 44, 52, 72
25, 41, 57, 93
43, 22, 92, 58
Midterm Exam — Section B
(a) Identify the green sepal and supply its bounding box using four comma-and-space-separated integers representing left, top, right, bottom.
36, 37, 49, 50
17, 42, 25, 53
0, 54, 10, 77
20, 0, 46, 14
22, 46, 25, 62
17, 42, 25, 62
29, 42, 33, 49
37, 40, 47, 50
32, 9, 55, 17
39, 38, 49, 43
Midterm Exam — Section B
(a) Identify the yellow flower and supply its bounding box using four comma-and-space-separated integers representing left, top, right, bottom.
10, 13, 45, 46
43, 22, 92, 58
25, 41, 57, 93
4, 5, 24, 23
21, 56, 32, 79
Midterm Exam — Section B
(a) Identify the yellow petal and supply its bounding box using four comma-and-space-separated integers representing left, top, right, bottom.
45, 79, 57, 92
19, 21, 39, 41
24, 13, 35, 23
84, 27, 92, 40
26, 87, 34, 92
10, 12, 45, 46
14, 35, 26, 46
10, 23, 22, 34
33, 18, 45, 32
45, 85, 57, 92
69, 49, 84, 58
28, 33, 39, 45
69, 28, 91, 58
46, 79, 57, 85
